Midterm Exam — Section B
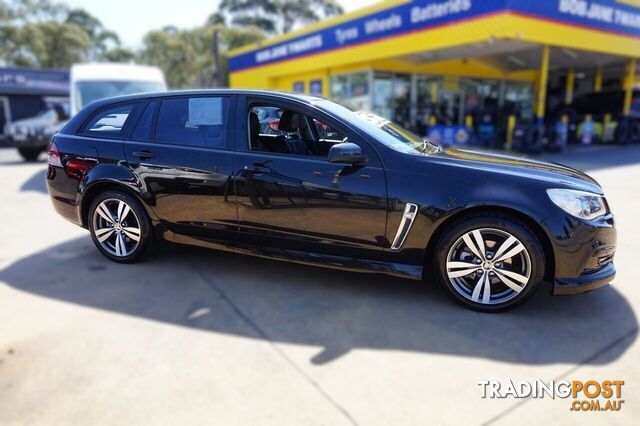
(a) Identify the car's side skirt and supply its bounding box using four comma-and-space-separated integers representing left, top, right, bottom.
162, 229, 424, 281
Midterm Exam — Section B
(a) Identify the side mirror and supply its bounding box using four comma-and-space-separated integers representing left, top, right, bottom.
328, 142, 366, 165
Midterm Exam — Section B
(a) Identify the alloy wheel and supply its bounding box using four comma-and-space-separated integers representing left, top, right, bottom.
92, 198, 142, 258
445, 228, 532, 305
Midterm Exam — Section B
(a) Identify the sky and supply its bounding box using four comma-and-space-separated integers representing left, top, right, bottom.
65, 0, 376, 48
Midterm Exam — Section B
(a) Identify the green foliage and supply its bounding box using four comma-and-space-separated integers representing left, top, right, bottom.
9, 21, 91, 68
102, 46, 136, 63
0, 0, 341, 87
219, 0, 344, 35
66, 8, 122, 59
139, 26, 211, 89
0, 0, 130, 68
223, 25, 266, 51
139, 24, 265, 89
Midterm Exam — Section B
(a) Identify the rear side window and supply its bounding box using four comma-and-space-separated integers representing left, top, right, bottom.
131, 99, 160, 141
252, 106, 284, 136
155, 97, 229, 148
82, 103, 135, 137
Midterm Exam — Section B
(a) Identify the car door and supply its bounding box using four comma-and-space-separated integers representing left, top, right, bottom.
233, 96, 388, 260
123, 95, 238, 241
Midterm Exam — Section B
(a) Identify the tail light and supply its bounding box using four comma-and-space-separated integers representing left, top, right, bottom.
48, 141, 62, 167
65, 159, 94, 180
64, 158, 93, 180
48, 141, 94, 180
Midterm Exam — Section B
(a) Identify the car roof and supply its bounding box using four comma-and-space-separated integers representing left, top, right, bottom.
63, 89, 332, 135
89, 89, 326, 107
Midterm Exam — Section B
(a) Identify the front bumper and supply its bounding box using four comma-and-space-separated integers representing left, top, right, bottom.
542, 212, 616, 296
554, 262, 616, 295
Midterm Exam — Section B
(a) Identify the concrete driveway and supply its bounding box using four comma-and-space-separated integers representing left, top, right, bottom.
1, 146, 639, 425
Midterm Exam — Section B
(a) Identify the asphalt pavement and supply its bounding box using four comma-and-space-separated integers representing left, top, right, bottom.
1, 145, 639, 425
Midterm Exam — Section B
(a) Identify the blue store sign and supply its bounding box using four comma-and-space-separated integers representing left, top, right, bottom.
229, 0, 640, 72
517, 0, 640, 38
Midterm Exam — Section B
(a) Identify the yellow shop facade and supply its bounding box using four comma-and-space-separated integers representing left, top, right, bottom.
229, 0, 640, 147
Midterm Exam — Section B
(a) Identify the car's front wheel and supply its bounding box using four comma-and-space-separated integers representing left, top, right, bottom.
434, 213, 545, 312
88, 191, 153, 263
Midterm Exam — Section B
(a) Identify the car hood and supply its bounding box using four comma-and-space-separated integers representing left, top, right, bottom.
429, 147, 603, 194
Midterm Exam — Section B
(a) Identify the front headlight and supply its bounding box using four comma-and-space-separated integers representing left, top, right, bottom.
547, 189, 607, 220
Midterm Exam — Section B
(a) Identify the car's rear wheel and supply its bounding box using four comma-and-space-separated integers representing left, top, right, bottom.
88, 191, 152, 263
17, 147, 43, 161
434, 213, 545, 312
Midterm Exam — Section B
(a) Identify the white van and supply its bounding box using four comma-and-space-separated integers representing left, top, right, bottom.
70, 63, 167, 116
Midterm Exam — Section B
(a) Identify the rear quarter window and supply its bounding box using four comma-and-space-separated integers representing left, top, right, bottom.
81, 102, 137, 138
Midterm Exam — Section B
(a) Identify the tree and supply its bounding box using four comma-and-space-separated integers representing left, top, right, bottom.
1, 0, 318, 87
66, 8, 122, 60
218, 0, 343, 35
0, 0, 132, 68
10, 21, 92, 68
221, 25, 265, 51
217, 25, 265, 85
102, 46, 136, 63
139, 26, 216, 89
8, 0, 67, 23
139, 23, 265, 89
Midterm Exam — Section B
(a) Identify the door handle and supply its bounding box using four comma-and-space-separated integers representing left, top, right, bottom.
132, 150, 156, 160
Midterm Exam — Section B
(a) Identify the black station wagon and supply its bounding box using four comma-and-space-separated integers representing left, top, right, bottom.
46, 90, 616, 312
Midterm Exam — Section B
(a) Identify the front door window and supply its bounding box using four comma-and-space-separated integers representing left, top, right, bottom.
248, 105, 347, 158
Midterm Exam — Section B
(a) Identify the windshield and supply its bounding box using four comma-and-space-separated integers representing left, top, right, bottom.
74, 80, 166, 111
315, 100, 438, 155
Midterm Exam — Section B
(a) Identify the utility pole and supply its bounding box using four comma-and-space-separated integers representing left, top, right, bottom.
212, 28, 221, 87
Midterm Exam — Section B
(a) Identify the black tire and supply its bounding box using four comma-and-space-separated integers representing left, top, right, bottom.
433, 212, 545, 312
88, 190, 153, 263
18, 147, 43, 161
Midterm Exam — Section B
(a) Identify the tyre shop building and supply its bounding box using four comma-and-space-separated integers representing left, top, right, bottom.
228, 0, 640, 149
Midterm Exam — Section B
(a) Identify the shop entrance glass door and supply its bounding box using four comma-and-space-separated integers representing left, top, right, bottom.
330, 72, 371, 111
372, 72, 411, 128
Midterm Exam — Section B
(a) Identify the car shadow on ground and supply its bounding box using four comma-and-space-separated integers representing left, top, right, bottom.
1, 237, 637, 366
19, 168, 47, 193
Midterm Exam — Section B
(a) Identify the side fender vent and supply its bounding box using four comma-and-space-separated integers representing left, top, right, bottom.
391, 203, 418, 251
